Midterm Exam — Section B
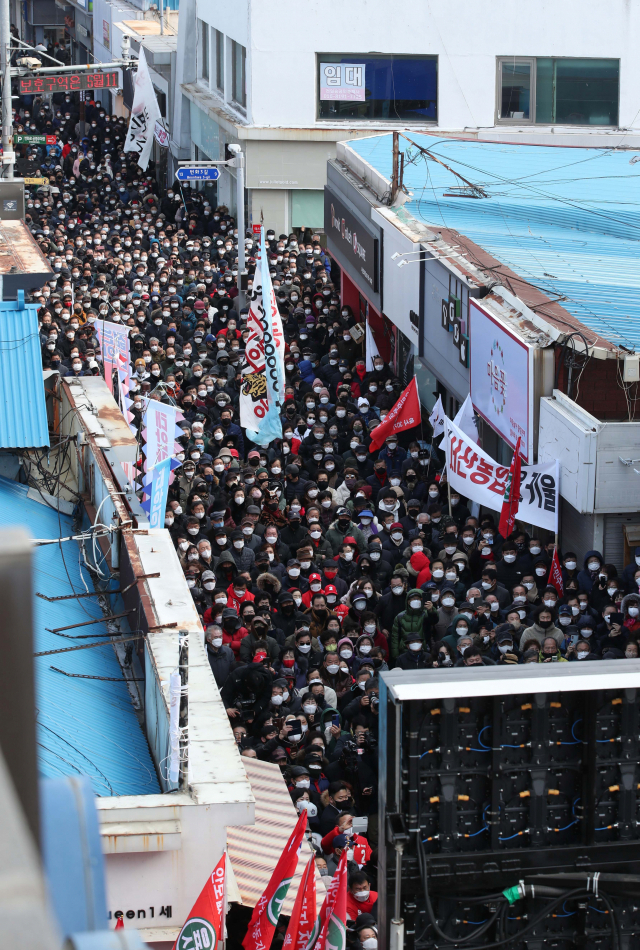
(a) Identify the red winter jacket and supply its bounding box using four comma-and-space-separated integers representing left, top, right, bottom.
410, 551, 432, 587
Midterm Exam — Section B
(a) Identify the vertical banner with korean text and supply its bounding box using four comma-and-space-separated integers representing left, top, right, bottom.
95, 319, 130, 394
123, 48, 162, 171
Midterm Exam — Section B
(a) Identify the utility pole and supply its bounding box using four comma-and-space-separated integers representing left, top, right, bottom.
228, 143, 245, 312
391, 130, 399, 205
1, 0, 14, 179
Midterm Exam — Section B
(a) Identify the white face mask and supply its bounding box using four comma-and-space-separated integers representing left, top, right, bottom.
629, 607, 640, 617
588, 561, 600, 571
340, 649, 353, 659
577, 650, 589, 659
210, 637, 223, 648
536, 568, 547, 577
608, 587, 618, 597
523, 581, 534, 590
271, 694, 284, 706
565, 561, 576, 570
503, 554, 516, 563
498, 644, 512, 654
432, 569, 444, 579
354, 890, 371, 902
409, 599, 422, 609
302, 703, 316, 714
442, 596, 455, 607
296, 778, 310, 789
408, 642, 422, 652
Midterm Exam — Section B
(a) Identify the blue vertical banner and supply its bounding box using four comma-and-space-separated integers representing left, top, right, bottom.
140, 456, 172, 528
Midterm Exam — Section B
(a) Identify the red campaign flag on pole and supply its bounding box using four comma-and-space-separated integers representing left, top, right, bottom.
369, 377, 421, 453
549, 547, 564, 598
114, 917, 124, 930
282, 855, 317, 950
305, 850, 348, 950
243, 810, 308, 950
498, 437, 523, 539
173, 853, 226, 950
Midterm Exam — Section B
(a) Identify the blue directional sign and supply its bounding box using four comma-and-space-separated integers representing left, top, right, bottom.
176, 167, 221, 181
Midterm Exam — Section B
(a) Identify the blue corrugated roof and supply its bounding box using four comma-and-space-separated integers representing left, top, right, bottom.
347, 134, 640, 349
0, 294, 49, 448
0, 477, 159, 796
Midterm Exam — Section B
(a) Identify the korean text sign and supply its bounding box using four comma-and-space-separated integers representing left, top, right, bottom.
445, 417, 558, 533
319, 63, 366, 101
469, 300, 533, 461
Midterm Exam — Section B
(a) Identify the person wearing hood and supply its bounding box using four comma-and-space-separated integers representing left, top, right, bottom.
390, 588, 436, 659
621, 592, 640, 635
435, 584, 458, 638
214, 550, 239, 589
239, 615, 281, 664
406, 550, 432, 588
441, 613, 475, 653
395, 629, 433, 670
577, 550, 604, 593
520, 606, 563, 651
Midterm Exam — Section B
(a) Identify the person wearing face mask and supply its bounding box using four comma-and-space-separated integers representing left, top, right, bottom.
390, 588, 431, 659
520, 606, 563, 651
576, 550, 604, 593
430, 581, 457, 638
394, 629, 433, 670
325, 507, 367, 556
620, 546, 640, 593
205, 624, 236, 686
474, 568, 510, 610
495, 541, 523, 593
621, 593, 640, 635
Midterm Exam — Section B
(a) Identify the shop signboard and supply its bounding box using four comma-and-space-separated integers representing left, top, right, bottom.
469, 299, 534, 462
324, 186, 378, 292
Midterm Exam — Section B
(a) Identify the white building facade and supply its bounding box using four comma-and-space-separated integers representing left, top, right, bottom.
173, 0, 640, 234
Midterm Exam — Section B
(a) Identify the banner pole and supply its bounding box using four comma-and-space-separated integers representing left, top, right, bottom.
447, 479, 452, 517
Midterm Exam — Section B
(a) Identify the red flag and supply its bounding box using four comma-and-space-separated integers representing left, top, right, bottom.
368, 377, 421, 452
283, 855, 317, 950
115, 917, 124, 930
306, 851, 348, 950
498, 437, 523, 538
173, 853, 226, 950
243, 810, 308, 950
549, 547, 564, 597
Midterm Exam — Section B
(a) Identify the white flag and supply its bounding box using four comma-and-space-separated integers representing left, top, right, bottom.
428, 395, 446, 441
453, 394, 479, 444
124, 48, 162, 171
365, 320, 380, 371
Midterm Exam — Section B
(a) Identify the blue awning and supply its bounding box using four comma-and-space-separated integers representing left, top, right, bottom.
0, 291, 49, 448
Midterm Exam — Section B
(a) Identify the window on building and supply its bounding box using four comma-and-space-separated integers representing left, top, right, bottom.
215, 29, 224, 93
231, 40, 246, 108
198, 19, 209, 82
317, 54, 437, 122
497, 57, 619, 125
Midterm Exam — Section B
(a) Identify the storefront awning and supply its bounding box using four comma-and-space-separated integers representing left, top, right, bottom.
227, 758, 326, 914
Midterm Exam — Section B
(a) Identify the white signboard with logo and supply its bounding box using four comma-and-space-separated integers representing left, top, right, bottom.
469, 300, 534, 462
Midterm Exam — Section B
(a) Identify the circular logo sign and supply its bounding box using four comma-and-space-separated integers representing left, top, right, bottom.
177, 917, 217, 950
266, 878, 292, 926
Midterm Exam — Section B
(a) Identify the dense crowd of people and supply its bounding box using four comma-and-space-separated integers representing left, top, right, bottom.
20, 83, 640, 933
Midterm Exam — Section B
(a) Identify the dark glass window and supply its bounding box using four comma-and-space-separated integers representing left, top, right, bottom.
318, 54, 437, 122
536, 58, 619, 125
